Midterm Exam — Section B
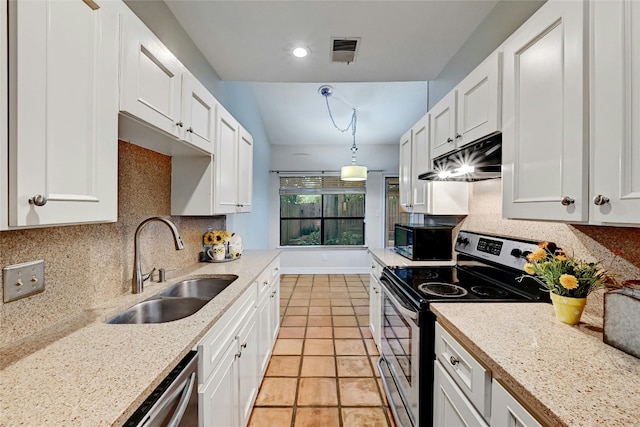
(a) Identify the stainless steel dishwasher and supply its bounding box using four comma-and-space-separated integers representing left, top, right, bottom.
123, 351, 198, 427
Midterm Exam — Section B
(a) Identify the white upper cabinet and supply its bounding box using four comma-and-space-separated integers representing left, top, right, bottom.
215, 106, 242, 214
236, 127, 254, 213
8, 0, 120, 227
590, 0, 640, 225
430, 53, 501, 161
400, 114, 469, 215
502, 0, 588, 222
180, 72, 218, 154
120, 9, 184, 139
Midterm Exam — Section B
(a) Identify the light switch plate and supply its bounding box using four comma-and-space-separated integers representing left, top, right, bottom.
3, 260, 45, 303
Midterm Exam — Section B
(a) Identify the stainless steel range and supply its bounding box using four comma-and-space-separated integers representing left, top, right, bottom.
377, 230, 550, 427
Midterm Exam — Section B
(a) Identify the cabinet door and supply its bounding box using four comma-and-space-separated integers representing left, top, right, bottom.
430, 91, 457, 159
214, 106, 240, 214
9, 0, 118, 227
368, 274, 382, 348
257, 293, 272, 377
456, 53, 501, 147
410, 116, 430, 213
433, 361, 489, 427
502, 0, 588, 222
237, 310, 259, 427
591, 0, 640, 225
428, 182, 469, 215
180, 72, 217, 154
1, 0, 7, 229
399, 129, 413, 212
120, 9, 183, 138
200, 340, 238, 427
236, 127, 253, 213
269, 276, 281, 343
491, 381, 541, 427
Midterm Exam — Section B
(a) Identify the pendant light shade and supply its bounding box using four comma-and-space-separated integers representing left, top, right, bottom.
341, 164, 368, 181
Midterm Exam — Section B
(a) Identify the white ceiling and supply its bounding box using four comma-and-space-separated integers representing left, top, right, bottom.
162, 1, 515, 147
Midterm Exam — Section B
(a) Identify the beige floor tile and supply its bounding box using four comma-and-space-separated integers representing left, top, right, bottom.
282, 316, 308, 327
307, 315, 332, 326
333, 316, 359, 327
338, 378, 383, 406
330, 298, 352, 306
309, 298, 331, 307
365, 339, 379, 355
354, 306, 369, 315
370, 356, 382, 377
334, 327, 362, 339
273, 339, 304, 355
335, 339, 367, 355
294, 408, 340, 427
357, 315, 370, 326
360, 327, 373, 339
278, 327, 306, 339
306, 326, 333, 339
308, 306, 331, 315
297, 378, 338, 406
351, 298, 369, 306
330, 292, 350, 299
255, 378, 298, 406
289, 299, 311, 307
286, 306, 309, 316
300, 356, 336, 377
303, 339, 334, 355
350, 292, 369, 299
332, 306, 355, 315
266, 356, 301, 377
336, 356, 374, 377
249, 408, 293, 427
341, 407, 389, 427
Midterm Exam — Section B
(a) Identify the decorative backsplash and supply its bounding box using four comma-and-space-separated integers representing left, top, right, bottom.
0, 141, 225, 346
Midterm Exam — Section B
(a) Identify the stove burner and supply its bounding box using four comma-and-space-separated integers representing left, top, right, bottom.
418, 270, 440, 281
418, 282, 468, 298
471, 286, 508, 297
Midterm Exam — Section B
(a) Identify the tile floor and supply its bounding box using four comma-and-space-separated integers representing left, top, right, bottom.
248, 274, 396, 427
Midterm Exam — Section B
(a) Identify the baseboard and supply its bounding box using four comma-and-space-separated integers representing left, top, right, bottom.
280, 266, 370, 275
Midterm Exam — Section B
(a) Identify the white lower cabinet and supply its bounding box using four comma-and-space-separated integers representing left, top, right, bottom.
491, 381, 541, 427
199, 257, 280, 427
433, 361, 489, 427
368, 255, 383, 348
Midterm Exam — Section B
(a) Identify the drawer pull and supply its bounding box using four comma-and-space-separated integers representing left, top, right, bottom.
449, 355, 460, 366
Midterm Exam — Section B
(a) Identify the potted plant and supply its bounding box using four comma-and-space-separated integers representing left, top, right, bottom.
521, 242, 611, 325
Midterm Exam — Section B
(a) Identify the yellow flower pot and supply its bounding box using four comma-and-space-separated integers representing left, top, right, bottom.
550, 293, 587, 325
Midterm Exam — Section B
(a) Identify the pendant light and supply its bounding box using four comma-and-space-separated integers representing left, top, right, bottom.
319, 85, 368, 181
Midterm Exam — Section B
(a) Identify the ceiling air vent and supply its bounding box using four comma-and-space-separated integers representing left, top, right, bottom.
331, 38, 360, 64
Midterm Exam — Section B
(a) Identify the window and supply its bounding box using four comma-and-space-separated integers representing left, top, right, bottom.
280, 176, 365, 246
385, 177, 410, 247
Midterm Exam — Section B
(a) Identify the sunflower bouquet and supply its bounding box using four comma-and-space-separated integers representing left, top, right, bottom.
203, 229, 233, 246
521, 242, 609, 298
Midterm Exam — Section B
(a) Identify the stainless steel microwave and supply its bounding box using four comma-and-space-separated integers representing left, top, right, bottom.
394, 224, 454, 261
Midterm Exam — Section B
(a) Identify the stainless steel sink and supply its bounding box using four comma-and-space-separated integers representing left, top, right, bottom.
106, 298, 209, 324
159, 275, 238, 300
106, 275, 238, 324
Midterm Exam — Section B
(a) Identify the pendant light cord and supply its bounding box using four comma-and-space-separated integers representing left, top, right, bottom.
323, 96, 358, 154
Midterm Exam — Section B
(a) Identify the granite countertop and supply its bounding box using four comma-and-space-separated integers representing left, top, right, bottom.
368, 248, 456, 267
431, 303, 640, 427
0, 250, 280, 426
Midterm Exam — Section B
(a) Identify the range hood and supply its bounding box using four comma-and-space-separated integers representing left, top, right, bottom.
418, 133, 502, 182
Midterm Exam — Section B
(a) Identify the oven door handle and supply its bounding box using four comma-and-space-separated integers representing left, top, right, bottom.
377, 357, 413, 427
380, 279, 418, 321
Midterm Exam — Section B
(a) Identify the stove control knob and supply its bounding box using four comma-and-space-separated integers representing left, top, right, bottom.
456, 236, 469, 245
510, 248, 523, 258
522, 250, 532, 259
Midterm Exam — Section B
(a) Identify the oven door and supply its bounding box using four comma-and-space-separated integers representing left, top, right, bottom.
379, 277, 421, 427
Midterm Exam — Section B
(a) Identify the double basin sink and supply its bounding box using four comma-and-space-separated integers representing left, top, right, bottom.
106, 275, 238, 324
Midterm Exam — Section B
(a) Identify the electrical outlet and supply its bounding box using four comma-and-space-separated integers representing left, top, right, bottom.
3, 260, 45, 303
322, 253, 328, 261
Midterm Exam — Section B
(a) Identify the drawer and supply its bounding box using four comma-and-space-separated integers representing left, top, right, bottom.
433, 360, 489, 427
369, 255, 383, 278
269, 257, 280, 283
434, 322, 491, 419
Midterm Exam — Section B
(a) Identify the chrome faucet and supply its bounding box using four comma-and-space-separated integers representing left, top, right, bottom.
132, 217, 185, 294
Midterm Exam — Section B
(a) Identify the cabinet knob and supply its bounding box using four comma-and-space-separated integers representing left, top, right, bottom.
29, 194, 48, 207
186, 127, 193, 133
446, 138, 453, 143
593, 195, 610, 206
176, 121, 183, 127
455, 133, 462, 139
449, 356, 460, 366
560, 196, 575, 206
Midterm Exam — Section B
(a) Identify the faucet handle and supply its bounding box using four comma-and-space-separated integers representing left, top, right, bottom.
142, 267, 157, 283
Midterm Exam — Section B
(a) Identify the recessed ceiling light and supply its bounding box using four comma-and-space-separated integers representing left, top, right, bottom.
292, 46, 309, 58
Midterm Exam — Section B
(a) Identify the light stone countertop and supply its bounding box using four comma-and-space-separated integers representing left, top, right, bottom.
368, 248, 456, 267
431, 303, 640, 427
0, 250, 280, 427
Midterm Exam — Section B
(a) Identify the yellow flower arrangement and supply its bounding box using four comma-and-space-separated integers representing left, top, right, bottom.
520, 241, 611, 298
203, 229, 233, 246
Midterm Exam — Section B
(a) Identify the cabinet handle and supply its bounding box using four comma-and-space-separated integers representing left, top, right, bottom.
241, 342, 247, 349
446, 137, 453, 143
271, 291, 276, 297
455, 133, 462, 139
560, 196, 575, 206
449, 356, 460, 366
29, 194, 48, 207
176, 121, 183, 127
186, 127, 193, 133
235, 352, 242, 359
263, 280, 269, 286
371, 264, 376, 269
593, 195, 610, 206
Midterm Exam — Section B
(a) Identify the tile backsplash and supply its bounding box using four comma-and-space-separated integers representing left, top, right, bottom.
0, 141, 224, 346
462, 179, 640, 318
